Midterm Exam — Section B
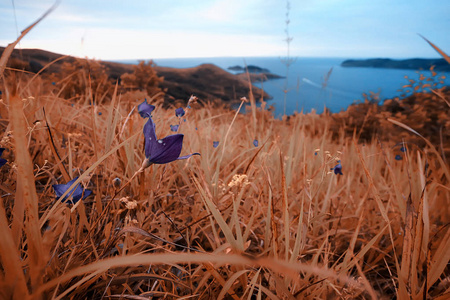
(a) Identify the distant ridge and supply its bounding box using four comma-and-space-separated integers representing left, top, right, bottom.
341, 58, 450, 72
0, 46, 270, 103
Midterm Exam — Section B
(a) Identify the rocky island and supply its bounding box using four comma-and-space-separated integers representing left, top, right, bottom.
227, 64, 284, 82
341, 58, 450, 72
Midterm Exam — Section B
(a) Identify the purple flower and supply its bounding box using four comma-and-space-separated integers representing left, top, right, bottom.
0, 148, 7, 167
170, 124, 179, 132
52, 176, 92, 204
142, 114, 199, 165
138, 99, 155, 118
175, 107, 185, 117
331, 161, 343, 175
395, 154, 402, 161
213, 141, 219, 148
112, 177, 121, 188
253, 139, 259, 147
400, 146, 406, 152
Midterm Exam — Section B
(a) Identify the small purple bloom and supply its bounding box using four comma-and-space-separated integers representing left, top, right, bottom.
331, 162, 343, 175
0, 148, 7, 167
213, 141, 219, 148
142, 114, 199, 165
98, 112, 102, 116
400, 146, 406, 152
253, 139, 259, 147
138, 99, 155, 118
395, 154, 402, 161
170, 124, 179, 132
112, 177, 121, 188
52, 176, 92, 204
175, 107, 185, 117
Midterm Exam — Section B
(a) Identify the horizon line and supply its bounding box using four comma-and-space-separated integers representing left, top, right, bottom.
1, 45, 445, 62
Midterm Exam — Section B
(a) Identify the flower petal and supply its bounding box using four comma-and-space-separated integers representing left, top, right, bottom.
52, 177, 92, 203
170, 124, 179, 132
73, 189, 92, 203
143, 116, 158, 158
177, 152, 201, 160
175, 107, 185, 117
331, 163, 343, 175
148, 134, 185, 164
0, 148, 6, 167
138, 99, 155, 118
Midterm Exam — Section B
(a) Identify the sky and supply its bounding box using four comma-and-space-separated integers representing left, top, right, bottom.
1, 0, 449, 60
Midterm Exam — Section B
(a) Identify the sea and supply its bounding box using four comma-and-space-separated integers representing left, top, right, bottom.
116, 57, 449, 117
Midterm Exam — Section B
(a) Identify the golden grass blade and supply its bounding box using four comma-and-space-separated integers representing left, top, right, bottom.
53, 270, 104, 300
353, 139, 390, 223
279, 151, 290, 261
213, 99, 245, 189
104, 82, 119, 153
0, 194, 29, 298
255, 284, 280, 300
346, 223, 390, 273
243, 62, 258, 135
43, 108, 70, 182
22, 54, 70, 92
431, 89, 450, 108
201, 262, 241, 300
10, 93, 46, 295
419, 34, 450, 64
269, 270, 297, 300
0, 2, 59, 78
191, 174, 238, 249
400, 194, 414, 291
341, 201, 365, 268
217, 269, 251, 300
289, 196, 306, 264
39, 130, 140, 226
355, 261, 377, 300
427, 228, 450, 291
11, 177, 25, 247
387, 118, 450, 183
245, 268, 261, 300
34, 253, 361, 297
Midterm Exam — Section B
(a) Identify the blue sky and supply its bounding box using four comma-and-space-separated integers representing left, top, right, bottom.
1, 0, 449, 60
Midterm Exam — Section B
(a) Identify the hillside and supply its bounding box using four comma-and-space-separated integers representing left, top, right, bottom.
0, 46, 270, 103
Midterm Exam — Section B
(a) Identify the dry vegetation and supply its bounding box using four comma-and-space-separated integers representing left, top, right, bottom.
1, 17, 450, 300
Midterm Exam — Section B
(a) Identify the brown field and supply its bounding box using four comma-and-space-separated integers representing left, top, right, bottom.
0, 22, 449, 300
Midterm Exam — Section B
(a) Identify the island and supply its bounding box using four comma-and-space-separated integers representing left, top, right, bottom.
228, 65, 270, 73
227, 65, 284, 82
341, 58, 450, 72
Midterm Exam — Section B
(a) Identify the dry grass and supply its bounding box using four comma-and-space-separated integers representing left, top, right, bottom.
0, 64, 449, 299
1, 12, 449, 300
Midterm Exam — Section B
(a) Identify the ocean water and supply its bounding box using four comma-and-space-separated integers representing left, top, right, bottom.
117, 57, 449, 116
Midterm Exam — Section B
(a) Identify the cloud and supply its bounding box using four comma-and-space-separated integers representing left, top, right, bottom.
75, 27, 282, 59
